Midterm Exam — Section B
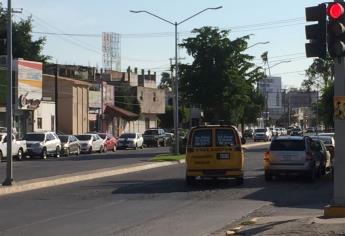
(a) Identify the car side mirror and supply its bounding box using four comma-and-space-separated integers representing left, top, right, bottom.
241, 137, 246, 145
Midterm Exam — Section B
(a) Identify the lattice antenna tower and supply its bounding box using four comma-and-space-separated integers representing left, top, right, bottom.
102, 32, 121, 71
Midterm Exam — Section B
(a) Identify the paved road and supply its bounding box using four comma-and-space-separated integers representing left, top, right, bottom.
0, 147, 170, 181
0, 143, 333, 236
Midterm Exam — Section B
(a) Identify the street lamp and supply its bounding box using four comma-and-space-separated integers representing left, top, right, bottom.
267, 60, 291, 76
130, 6, 223, 155
247, 41, 269, 50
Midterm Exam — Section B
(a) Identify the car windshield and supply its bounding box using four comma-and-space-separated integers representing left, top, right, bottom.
144, 130, 158, 135
270, 140, 306, 151
75, 135, 92, 141
255, 129, 266, 132
120, 133, 136, 139
98, 134, 107, 139
59, 136, 68, 142
23, 133, 45, 141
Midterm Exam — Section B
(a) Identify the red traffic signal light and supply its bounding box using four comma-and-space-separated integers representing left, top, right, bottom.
328, 3, 344, 20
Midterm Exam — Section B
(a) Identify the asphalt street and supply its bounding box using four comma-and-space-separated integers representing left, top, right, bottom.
0, 147, 170, 181
0, 143, 333, 236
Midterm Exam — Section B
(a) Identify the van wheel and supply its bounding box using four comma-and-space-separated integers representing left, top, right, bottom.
17, 148, 23, 161
265, 171, 273, 181
185, 176, 196, 186
55, 147, 61, 158
235, 177, 244, 185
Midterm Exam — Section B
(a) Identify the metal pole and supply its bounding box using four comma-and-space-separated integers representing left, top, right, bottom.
174, 23, 179, 155
332, 57, 345, 205
101, 71, 104, 132
3, 0, 13, 186
55, 64, 58, 133
316, 87, 319, 135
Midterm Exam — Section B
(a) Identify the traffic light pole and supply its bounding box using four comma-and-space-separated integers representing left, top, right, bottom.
325, 57, 345, 217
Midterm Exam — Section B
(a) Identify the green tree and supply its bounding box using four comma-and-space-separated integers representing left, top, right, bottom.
0, 3, 49, 62
179, 27, 264, 125
158, 72, 172, 89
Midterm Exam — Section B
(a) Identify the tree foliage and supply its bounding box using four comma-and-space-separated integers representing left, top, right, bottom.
158, 72, 172, 89
0, 3, 49, 62
179, 27, 264, 125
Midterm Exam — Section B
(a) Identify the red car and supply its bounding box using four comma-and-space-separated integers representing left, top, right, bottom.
97, 133, 117, 152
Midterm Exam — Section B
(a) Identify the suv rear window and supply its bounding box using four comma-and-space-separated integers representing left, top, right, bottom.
216, 129, 236, 146
270, 140, 306, 151
192, 129, 212, 147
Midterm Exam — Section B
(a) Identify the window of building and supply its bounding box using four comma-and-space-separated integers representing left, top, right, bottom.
153, 92, 157, 102
37, 118, 42, 129
140, 91, 144, 101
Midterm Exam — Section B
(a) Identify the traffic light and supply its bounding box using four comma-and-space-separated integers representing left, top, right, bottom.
327, 2, 345, 57
305, 4, 327, 59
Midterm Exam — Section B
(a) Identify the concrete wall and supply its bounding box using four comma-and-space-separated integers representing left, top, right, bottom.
123, 114, 158, 134
137, 87, 165, 114
34, 101, 55, 132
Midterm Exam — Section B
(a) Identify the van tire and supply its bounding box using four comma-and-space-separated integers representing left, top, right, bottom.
235, 177, 244, 185
185, 176, 196, 186
265, 171, 273, 181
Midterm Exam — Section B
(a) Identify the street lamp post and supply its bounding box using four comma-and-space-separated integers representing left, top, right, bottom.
130, 6, 222, 155
247, 41, 269, 50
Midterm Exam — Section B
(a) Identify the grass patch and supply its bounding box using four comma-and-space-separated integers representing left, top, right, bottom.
150, 153, 185, 162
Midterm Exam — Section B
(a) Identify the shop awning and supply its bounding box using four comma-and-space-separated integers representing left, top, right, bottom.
104, 105, 138, 121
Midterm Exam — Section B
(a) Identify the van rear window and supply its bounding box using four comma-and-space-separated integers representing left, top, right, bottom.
216, 129, 236, 146
270, 140, 306, 151
192, 129, 212, 147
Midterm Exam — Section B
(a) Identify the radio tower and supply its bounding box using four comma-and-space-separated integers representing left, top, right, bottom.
102, 32, 121, 71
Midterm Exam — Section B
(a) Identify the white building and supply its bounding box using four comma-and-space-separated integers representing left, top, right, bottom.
257, 76, 284, 122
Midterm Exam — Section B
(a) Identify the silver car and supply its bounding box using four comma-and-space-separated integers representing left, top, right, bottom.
254, 128, 272, 142
24, 132, 61, 159
75, 134, 104, 154
264, 136, 331, 181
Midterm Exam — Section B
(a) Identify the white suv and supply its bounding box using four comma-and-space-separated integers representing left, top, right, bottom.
254, 127, 272, 142
24, 132, 61, 159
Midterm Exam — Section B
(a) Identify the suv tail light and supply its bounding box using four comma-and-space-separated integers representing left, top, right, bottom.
264, 151, 270, 161
305, 151, 313, 160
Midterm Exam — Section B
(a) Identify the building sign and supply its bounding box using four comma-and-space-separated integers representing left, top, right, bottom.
334, 96, 345, 120
16, 59, 42, 110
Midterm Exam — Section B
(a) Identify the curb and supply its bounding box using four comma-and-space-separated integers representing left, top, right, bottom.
0, 161, 182, 196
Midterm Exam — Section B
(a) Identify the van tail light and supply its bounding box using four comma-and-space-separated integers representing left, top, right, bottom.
264, 151, 270, 161
305, 151, 313, 161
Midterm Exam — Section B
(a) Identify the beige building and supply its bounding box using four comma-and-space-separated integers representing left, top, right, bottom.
43, 74, 90, 135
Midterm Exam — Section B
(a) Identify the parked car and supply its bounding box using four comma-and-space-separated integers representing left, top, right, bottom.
254, 128, 272, 142
0, 133, 27, 161
287, 126, 295, 135
164, 132, 174, 146
290, 127, 303, 136
75, 134, 104, 154
243, 129, 254, 139
24, 132, 61, 159
117, 132, 144, 150
270, 128, 277, 136
58, 135, 80, 156
143, 128, 167, 147
96, 133, 117, 152
280, 128, 287, 135
264, 136, 331, 181
310, 135, 335, 162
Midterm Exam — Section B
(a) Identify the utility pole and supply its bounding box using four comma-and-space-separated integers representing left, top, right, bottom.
101, 69, 104, 132
3, 0, 13, 186
324, 57, 345, 217
55, 64, 58, 133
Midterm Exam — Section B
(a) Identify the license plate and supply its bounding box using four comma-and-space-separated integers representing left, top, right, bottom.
217, 153, 230, 160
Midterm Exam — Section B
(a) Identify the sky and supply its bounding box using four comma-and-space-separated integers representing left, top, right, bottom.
4, 0, 326, 88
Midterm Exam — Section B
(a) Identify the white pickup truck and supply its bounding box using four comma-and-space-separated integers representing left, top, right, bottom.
0, 133, 27, 161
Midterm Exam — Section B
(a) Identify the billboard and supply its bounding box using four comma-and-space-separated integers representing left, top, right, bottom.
16, 59, 42, 110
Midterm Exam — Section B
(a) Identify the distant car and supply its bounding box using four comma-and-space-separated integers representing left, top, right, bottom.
254, 128, 272, 142
290, 127, 303, 136
287, 126, 295, 135
58, 135, 80, 156
243, 129, 254, 139
280, 128, 287, 135
264, 136, 331, 181
24, 132, 61, 159
310, 135, 335, 162
143, 128, 167, 147
117, 133, 144, 150
75, 134, 104, 154
97, 133, 117, 152
270, 127, 277, 136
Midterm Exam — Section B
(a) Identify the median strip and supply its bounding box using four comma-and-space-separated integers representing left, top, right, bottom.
0, 161, 183, 196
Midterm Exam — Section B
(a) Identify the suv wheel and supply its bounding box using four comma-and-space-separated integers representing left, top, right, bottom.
17, 149, 23, 161
41, 148, 48, 160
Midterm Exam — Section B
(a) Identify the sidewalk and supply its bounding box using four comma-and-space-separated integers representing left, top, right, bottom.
211, 205, 345, 236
